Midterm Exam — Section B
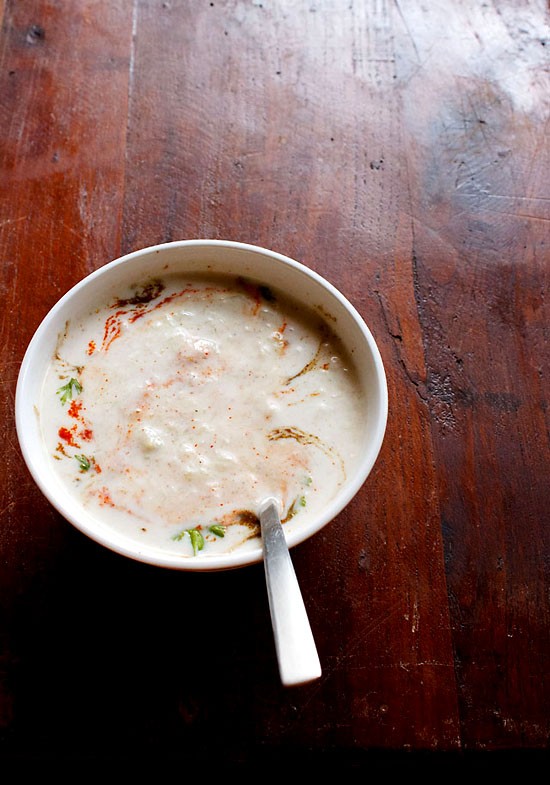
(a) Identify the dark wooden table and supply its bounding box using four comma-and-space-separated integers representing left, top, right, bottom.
1, 0, 548, 768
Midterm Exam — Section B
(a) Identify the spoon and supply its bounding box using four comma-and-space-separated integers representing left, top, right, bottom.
258, 497, 322, 687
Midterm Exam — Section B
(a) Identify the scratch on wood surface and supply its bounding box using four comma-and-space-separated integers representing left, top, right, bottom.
60, 220, 86, 241
393, 0, 420, 62
399, 660, 454, 671
486, 194, 550, 203
326, 601, 407, 672
0, 501, 17, 520
314, 600, 406, 680
407, 599, 420, 633
0, 216, 29, 230
483, 210, 550, 223
129, 0, 138, 87
78, 183, 89, 228
525, 116, 550, 191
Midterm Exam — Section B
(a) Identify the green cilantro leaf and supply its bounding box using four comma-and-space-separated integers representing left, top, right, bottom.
209, 524, 226, 538
75, 454, 91, 472
187, 528, 205, 555
172, 529, 187, 542
57, 377, 82, 405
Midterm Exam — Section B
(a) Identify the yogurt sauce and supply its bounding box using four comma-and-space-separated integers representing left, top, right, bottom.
39, 273, 366, 558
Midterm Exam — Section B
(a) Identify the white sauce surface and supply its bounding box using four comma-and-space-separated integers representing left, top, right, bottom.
40, 274, 366, 558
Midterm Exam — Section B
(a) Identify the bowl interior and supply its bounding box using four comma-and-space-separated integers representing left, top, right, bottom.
16, 240, 387, 571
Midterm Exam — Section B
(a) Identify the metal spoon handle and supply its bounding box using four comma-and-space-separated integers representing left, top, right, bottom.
259, 498, 322, 687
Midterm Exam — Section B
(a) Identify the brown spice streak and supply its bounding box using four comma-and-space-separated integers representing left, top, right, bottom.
285, 337, 325, 384
220, 509, 260, 533
267, 426, 345, 478
113, 279, 165, 307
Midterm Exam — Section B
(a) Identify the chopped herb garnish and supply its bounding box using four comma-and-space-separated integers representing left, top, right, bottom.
57, 377, 82, 404
75, 454, 91, 472
209, 524, 226, 538
172, 526, 205, 555
187, 528, 205, 555
172, 529, 187, 542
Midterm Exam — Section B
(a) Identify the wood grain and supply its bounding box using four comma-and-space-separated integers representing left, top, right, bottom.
0, 0, 548, 764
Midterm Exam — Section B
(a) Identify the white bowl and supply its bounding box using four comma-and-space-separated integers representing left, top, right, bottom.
15, 240, 387, 571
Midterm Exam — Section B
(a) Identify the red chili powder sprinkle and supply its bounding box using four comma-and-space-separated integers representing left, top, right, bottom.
98, 488, 115, 507
128, 307, 147, 323
79, 429, 93, 441
68, 400, 83, 419
102, 312, 123, 351
58, 427, 79, 447
87, 340, 96, 355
